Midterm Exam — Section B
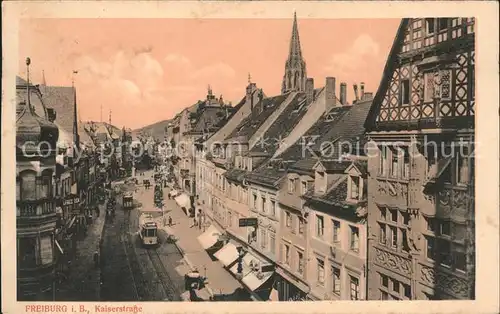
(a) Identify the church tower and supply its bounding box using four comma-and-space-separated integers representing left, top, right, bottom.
281, 12, 307, 94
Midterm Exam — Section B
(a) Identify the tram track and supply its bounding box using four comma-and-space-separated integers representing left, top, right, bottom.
146, 248, 182, 301
121, 210, 149, 300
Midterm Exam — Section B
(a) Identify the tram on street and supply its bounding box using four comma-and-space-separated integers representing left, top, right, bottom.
138, 212, 158, 246
123, 192, 134, 210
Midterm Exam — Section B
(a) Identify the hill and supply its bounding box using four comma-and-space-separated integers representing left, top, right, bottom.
132, 119, 171, 140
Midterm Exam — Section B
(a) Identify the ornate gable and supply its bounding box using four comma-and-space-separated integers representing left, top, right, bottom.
365, 18, 475, 132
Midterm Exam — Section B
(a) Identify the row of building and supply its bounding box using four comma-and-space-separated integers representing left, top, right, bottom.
167, 16, 476, 301
15, 67, 134, 300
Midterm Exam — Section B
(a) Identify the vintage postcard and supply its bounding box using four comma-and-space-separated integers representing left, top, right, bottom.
2, 1, 499, 313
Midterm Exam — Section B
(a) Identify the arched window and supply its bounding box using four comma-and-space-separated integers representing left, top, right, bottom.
20, 171, 37, 201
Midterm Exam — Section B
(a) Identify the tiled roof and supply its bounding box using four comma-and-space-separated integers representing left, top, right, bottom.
289, 158, 318, 173
39, 85, 75, 134
225, 94, 289, 141
245, 166, 286, 187
251, 93, 309, 155
277, 106, 351, 163
311, 100, 373, 156
224, 169, 247, 183
78, 125, 95, 148
353, 160, 368, 175
319, 160, 352, 172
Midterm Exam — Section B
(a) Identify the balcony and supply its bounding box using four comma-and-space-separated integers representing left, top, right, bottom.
17, 200, 57, 220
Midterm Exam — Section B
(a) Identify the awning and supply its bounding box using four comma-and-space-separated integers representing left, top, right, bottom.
175, 193, 191, 209
242, 270, 274, 292
55, 240, 64, 254
214, 242, 240, 267
169, 189, 178, 197
197, 225, 221, 250
67, 216, 77, 229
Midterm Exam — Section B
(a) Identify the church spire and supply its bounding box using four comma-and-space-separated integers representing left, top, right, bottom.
281, 12, 307, 94
288, 11, 303, 61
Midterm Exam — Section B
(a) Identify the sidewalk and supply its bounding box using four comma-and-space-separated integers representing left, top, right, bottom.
159, 188, 243, 297
55, 203, 106, 301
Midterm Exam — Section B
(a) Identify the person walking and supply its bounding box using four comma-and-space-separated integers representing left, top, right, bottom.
168, 215, 173, 227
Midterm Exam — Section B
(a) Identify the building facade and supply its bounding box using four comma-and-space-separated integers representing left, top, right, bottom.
16, 66, 60, 300
364, 18, 475, 300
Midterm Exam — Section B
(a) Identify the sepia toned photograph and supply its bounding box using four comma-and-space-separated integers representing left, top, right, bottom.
2, 1, 499, 313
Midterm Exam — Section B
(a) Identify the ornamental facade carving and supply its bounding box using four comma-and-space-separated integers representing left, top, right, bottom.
374, 247, 411, 277
420, 265, 468, 298
376, 180, 408, 206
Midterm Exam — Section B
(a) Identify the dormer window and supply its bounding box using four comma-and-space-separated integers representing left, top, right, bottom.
316, 171, 326, 193
350, 176, 360, 200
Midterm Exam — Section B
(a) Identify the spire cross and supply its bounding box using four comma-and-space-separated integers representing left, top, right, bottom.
26, 57, 31, 109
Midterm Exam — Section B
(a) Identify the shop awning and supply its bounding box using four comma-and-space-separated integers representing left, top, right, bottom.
67, 216, 77, 229
242, 270, 274, 292
214, 242, 240, 267
175, 193, 191, 209
197, 225, 221, 250
55, 240, 64, 254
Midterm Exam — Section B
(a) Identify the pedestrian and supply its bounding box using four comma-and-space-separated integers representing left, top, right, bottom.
93, 251, 99, 268
168, 215, 173, 226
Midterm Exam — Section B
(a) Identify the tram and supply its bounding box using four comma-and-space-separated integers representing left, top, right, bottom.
123, 192, 134, 210
138, 212, 158, 246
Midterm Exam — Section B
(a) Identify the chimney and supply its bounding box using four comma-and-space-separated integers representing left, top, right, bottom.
325, 77, 336, 111
360, 82, 365, 100
363, 92, 374, 101
306, 78, 314, 105
340, 82, 347, 106
353, 84, 359, 103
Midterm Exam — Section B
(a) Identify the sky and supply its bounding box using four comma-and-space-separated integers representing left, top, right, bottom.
19, 18, 400, 129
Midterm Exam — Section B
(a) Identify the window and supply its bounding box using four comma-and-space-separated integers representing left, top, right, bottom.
228, 211, 233, 227
390, 226, 398, 249
21, 172, 37, 201
381, 274, 389, 288
379, 223, 387, 244
380, 274, 411, 300
298, 217, 304, 234
390, 209, 398, 223
440, 69, 452, 100
350, 276, 360, 300
333, 220, 340, 243
391, 148, 399, 177
400, 79, 410, 106
317, 259, 325, 285
270, 200, 276, 216
283, 244, 290, 265
425, 218, 465, 270
252, 194, 257, 210
286, 211, 292, 227
270, 233, 276, 254
402, 147, 410, 178
300, 181, 306, 195
297, 251, 304, 274
18, 237, 39, 268
438, 18, 449, 31
288, 178, 296, 193
317, 171, 326, 190
423, 72, 436, 102
350, 226, 360, 252
332, 266, 341, 295
379, 146, 388, 176
261, 196, 266, 213
426, 18, 435, 34
316, 215, 324, 238
260, 229, 268, 249
350, 176, 360, 199
456, 146, 471, 184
